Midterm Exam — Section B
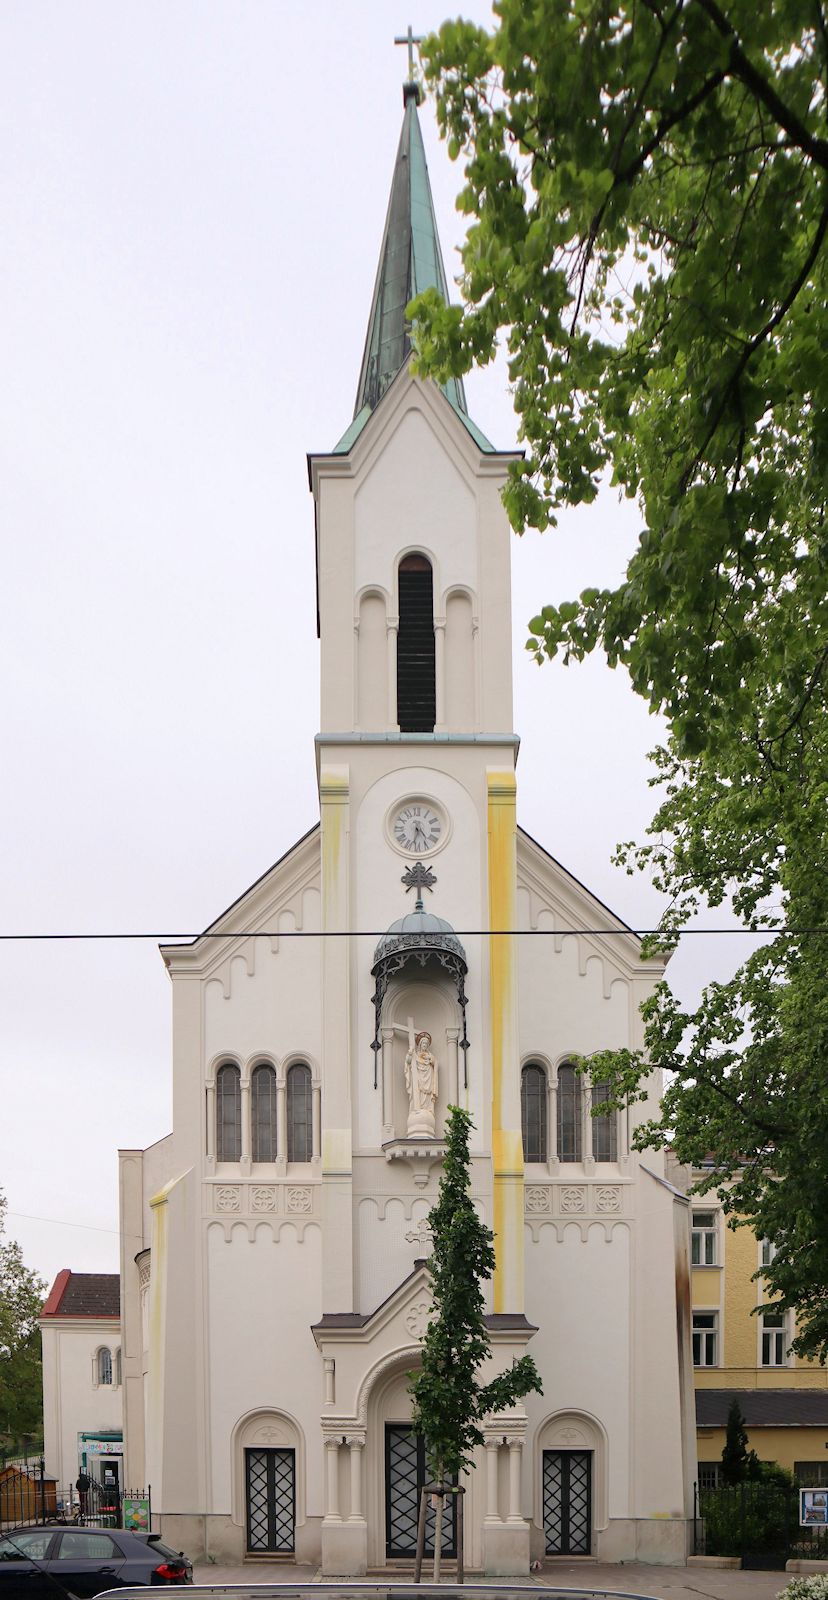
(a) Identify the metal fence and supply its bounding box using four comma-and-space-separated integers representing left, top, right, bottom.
694, 1480, 828, 1570
0, 1462, 150, 1533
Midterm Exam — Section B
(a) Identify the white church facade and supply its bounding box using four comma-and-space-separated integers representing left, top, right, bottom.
117, 78, 696, 1572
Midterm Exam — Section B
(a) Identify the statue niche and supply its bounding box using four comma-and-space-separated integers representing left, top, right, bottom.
404, 1022, 438, 1137
371, 866, 469, 1141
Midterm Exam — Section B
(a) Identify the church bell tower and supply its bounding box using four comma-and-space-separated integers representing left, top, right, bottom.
308, 70, 527, 1333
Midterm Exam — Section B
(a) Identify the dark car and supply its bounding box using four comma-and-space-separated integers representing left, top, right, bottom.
0, 1524, 192, 1593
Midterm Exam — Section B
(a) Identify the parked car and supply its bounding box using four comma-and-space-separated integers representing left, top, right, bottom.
0, 1524, 192, 1593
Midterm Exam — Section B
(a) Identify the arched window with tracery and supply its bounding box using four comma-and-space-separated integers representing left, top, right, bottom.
251, 1063, 278, 1162
216, 1062, 241, 1162
521, 1062, 548, 1162
97, 1347, 112, 1385
591, 1080, 618, 1162
397, 554, 435, 732
557, 1063, 583, 1162
287, 1062, 313, 1163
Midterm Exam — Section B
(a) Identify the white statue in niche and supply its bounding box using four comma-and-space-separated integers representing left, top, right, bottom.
404, 1019, 438, 1137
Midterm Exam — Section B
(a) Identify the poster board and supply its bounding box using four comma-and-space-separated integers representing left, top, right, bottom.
123, 1496, 150, 1531
800, 1489, 828, 1527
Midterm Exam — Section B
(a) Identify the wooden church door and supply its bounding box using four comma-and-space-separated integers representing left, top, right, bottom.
245, 1446, 295, 1553
385, 1424, 456, 1559
542, 1449, 592, 1555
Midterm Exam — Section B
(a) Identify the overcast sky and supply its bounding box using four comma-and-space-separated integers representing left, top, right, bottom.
0, 1, 751, 1290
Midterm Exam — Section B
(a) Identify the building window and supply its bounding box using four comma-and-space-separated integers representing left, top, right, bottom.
287, 1062, 313, 1163
698, 1462, 722, 1491
97, 1348, 112, 1385
114, 1349, 122, 1386
216, 1062, 242, 1162
557, 1064, 582, 1162
691, 1210, 718, 1265
795, 1461, 828, 1487
692, 1311, 718, 1366
521, 1063, 548, 1163
761, 1309, 787, 1366
591, 1081, 617, 1161
397, 554, 435, 732
252, 1063, 278, 1162
761, 1238, 778, 1267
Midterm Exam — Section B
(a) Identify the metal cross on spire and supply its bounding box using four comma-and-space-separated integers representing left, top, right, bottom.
394, 25, 424, 82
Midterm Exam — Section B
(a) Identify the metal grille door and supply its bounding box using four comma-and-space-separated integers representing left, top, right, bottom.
385, 1425, 455, 1558
245, 1447, 295, 1553
543, 1450, 591, 1555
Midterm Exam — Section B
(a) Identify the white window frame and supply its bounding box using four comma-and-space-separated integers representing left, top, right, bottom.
760, 1308, 788, 1367
691, 1210, 719, 1266
760, 1237, 778, 1268
94, 1346, 112, 1386
692, 1310, 719, 1367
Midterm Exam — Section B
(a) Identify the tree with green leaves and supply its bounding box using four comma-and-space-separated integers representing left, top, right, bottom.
410, 2, 828, 1357
720, 1397, 759, 1485
0, 1192, 46, 1450
409, 1105, 542, 1576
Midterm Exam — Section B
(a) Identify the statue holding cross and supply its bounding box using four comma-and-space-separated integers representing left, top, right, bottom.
394, 25, 424, 83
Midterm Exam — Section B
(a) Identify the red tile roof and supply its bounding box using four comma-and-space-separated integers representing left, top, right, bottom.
41, 1270, 120, 1319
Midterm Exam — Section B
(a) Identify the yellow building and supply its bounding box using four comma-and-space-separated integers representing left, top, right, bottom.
682, 1184, 828, 1488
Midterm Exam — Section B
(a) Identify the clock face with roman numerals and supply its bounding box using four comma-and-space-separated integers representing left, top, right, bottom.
392, 802, 443, 855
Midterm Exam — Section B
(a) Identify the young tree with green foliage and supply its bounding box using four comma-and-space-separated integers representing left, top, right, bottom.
720, 1397, 759, 1485
0, 1192, 46, 1449
409, 2, 828, 1357
409, 1106, 542, 1574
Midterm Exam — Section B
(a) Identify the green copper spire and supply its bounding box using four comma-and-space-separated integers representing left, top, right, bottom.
333, 79, 494, 456
354, 83, 468, 421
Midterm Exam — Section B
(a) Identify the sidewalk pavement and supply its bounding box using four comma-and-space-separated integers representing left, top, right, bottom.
190, 1562, 792, 1599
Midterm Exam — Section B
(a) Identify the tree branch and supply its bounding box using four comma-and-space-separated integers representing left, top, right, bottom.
681, 202, 828, 489
694, 0, 828, 169
769, 639, 828, 743
615, 68, 728, 185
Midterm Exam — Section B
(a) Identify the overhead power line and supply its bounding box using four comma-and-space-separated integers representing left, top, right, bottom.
0, 927, 822, 941
7, 1210, 119, 1236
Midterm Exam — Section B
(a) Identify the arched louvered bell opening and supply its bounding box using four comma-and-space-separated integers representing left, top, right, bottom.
397, 554, 435, 732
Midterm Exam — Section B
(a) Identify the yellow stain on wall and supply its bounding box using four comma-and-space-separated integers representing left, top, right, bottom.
487, 771, 523, 1313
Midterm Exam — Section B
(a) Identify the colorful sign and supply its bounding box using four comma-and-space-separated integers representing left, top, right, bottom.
800, 1489, 828, 1527
123, 1496, 150, 1531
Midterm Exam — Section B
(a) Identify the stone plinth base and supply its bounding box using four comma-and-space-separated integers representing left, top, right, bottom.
321, 1517, 367, 1577
482, 1518, 530, 1576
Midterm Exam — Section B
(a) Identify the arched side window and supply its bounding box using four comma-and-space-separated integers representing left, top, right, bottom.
591, 1080, 618, 1162
251, 1063, 278, 1162
521, 1063, 548, 1162
557, 1063, 582, 1163
287, 1062, 313, 1163
114, 1349, 122, 1386
397, 554, 435, 732
216, 1062, 242, 1162
97, 1347, 112, 1385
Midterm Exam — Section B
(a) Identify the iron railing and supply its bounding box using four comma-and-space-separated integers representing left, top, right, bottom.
0, 1462, 150, 1533
694, 1480, 828, 1569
